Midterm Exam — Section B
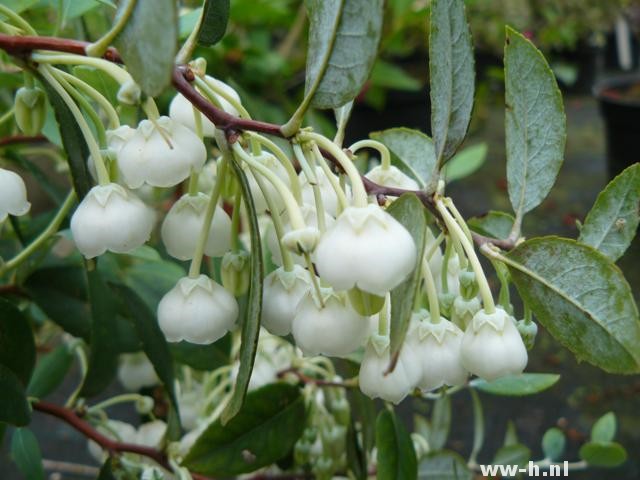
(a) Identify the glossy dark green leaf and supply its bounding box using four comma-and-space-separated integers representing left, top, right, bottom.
470, 373, 560, 396
79, 268, 119, 397
542, 428, 566, 461
170, 337, 231, 371
221, 160, 264, 424
493, 443, 531, 467
0, 299, 35, 386
468, 211, 515, 240
579, 442, 627, 468
505, 27, 566, 218
370, 128, 437, 190
591, 412, 616, 443
387, 194, 427, 360
429, 395, 451, 451
506, 237, 640, 373
305, 0, 384, 109
430, 0, 475, 165
0, 364, 31, 426
376, 409, 417, 480
39, 77, 92, 199
418, 450, 472, 480
183, 383, 305, 476
198, 0, 230, 46
579, 163, 640, 261
27, 344, 74, 399
114, 0, 178, 96
11, 428, 44, 480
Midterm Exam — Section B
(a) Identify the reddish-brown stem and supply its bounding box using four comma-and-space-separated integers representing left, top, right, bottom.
0, 33, 121, 62
0, 134, 49, 148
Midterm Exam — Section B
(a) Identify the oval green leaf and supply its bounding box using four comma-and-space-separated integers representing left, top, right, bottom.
506, 237, 640, 373
418, 450, 471, 480
429, 395, 451, 451
542, 428, 566, 461
11, 428, 45, 480
468, 211, 515, 240
470, 373, 560, 396
443, 143, 487, 182
579, 442, 627, 468
0, 299, 35, 386
591, 412, 616, 443
376, 409, 417, 480
197, 0, 230, 46
579, 163, 640, 261
27, 344, 74, 399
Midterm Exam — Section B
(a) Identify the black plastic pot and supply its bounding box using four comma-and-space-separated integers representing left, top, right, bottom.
594, 74, 640, 178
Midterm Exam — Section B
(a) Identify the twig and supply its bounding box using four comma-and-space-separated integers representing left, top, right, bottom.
0, 134, 48, 147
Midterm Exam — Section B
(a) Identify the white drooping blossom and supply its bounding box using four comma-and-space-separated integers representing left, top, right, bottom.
158, 274, 238, 345
88, 420, 166, 463
116, 116, 206, 188
117, 353, 159, 392
292, 289, 369, 357
161, 193, 231, 260
364, 165, 419, 190
262, 265, 312, 336
0, 167, 30, 222
70, 183, 154, 258
461, 306, 528, 381
315, 204, 417, 296
452, 295, 481, 330
169, 76, 240, 137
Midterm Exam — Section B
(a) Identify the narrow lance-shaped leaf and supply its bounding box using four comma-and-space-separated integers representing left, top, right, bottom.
0, 299, 36, 386
114, 0, 177, 96
429, 394, 451, 451
11, 428, 45, 480
387, 194, 427, 362
418, 451, 472, 480
429, 0, 475, 165
305, 0, 384, 109
579, 163, 640, 261
197, 0, 230, 46
470, 373, 560, 396
0, 364, 31, 426
506, 237, 640, 373
376, 409, 417, 480
505, 27, 566, 220
221, 160, 264, 424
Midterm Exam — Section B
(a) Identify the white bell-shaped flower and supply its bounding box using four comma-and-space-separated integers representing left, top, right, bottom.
158, 274, 238, 345
452, 295, 481, 330
117, 116, 206, 188
244, 152, 291, 213
161, 193, 231, 260
88, 420, 137, 461
358, 334, 422, 404
262, 265, 312, 336
292, 289, 369, 357
117, 353, 159, 391
365, 165, 419, 190
0, 167, 30, 221
136, 420, 167, 448
266, 203, 335, 267
300, 166, 347, 217
407, 311, 467, 391
461, 306, 528, 381
70, 183, 154, 259
169, 76, 240, 137
315, 204, 417, 296
106, 125, 136, 153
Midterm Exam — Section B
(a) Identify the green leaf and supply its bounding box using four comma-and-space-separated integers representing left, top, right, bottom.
123, 258, 185, 311
39, 77, 92, 199
370, 128, 437, 190
470, 373, 560, 396
346, 414, 367, 480
578, 163, 640, 261
197, 0, 230, 46
492, 443, 531, 468
503, 420, 519, 447
97, 458, 116, 480
376, 409, 417, 480
506, 237, 640, 373
370, 60, 421, 91
305, 0, 384, 109
73, 66, 120, 105
0, 299, 35, 385
429, 0, 475, 165
221, 160, 264, 424
80, 267, 119, 397
418, 451, 472, 480
11, 428, 44, 480
579, 442, 627, 468
429, 395, 451, 451
468, 211, 515, 240
0, 364, 31, 426
387, 194, 427, 359
443, 143, 487, 182
591, 412, 616, 443
114, 0, 178, 97
183, 383, 306, 476
1, 0, 39, 13
110, 283, 181, 438
469, 389, 484, 463
170, 337, 231, 371
505, 27, 566, 218
27, 344, 74, 399
542, 427, 566, 461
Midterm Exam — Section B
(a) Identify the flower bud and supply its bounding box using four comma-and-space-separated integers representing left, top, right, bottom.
358, 333, 422, 404
135, 396, 155, 415
461, 307, 528, 381
292, 289, 369, 357
438, 292, 456, 318
70, 183, 154, 258
117, 116, 206, 188
161, 193, 231, 260
459, 270, 479, 300
244, 152, 291, 214
347, 287, 385, 316
158, 274, 238, 345
117, 353, 159, 391
262, 265, 312, 336
516, 319, 538, 350
117, 78, 141, 105
315, 204, 417, 296
321, 424, 346, 460
451, 295, 481, 330
221, 250, 251, 296
299, 166, 348, 217
436, 253, 461, 296
14, 86, 46, 136
0, 168, 31, 221
364, 165, 419, 190
281, 226, 320, 255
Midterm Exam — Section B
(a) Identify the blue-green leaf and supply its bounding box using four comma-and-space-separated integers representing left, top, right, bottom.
470, 373, 560, 396
11, 428, 45, 480
443, 143, 487, 182
27, 344, 74, 399
419, 450, 472, 480
591, 412, 616, 443
579, 442, 627, 468
429, 395, 451, 451
542, 428, 566, 461
468, 211, 515, 240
